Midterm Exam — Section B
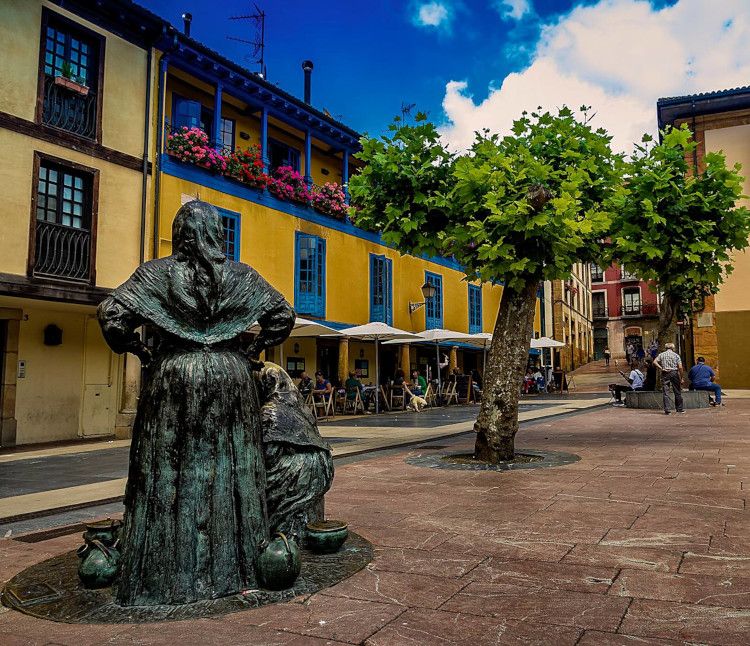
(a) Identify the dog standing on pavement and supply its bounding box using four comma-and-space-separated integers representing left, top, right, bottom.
407, 395, 427, 412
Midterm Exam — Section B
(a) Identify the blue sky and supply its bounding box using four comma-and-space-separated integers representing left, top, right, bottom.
138, 0, 748, 151
137, 0, 588, 131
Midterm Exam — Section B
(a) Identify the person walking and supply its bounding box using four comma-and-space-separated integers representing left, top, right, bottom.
654, 343, 685, 415
688, 357, 724, 406
603, 346, 611, 367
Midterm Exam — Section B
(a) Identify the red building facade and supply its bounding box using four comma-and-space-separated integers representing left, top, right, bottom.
591, 263, 659, 360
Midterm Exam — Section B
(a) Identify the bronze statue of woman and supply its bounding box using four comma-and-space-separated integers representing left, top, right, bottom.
98, 201, 295, 606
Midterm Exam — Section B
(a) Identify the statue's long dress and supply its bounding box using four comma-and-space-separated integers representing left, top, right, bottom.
99, 258, 294, 606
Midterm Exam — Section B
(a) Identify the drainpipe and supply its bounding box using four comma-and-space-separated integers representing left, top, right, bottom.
153, 52, 169, 260
139, 45, 153, 264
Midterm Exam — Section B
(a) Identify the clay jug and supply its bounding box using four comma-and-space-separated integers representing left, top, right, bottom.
256, 532, 301, 591
77, 539, 120, 589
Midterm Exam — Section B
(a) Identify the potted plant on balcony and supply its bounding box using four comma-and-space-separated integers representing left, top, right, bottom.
54, 61, 89, 96
166, 127, 227, 174
268, 166, 311, 205
311, 182, 348, 219
226, 145, 269, 189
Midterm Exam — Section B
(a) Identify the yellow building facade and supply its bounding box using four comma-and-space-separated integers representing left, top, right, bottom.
658, 89, 750, 388
0, 0, 539, 446
0, 0, 162, 445
542, 264, 594, 372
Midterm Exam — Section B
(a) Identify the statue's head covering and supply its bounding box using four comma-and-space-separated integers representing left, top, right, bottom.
172, 201, 226, 267
258, 363, 331, 452
171, 201, 226, 316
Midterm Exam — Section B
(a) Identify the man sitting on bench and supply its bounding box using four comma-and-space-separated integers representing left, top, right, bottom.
610, 362, 645, 406
688, 356, 724, 407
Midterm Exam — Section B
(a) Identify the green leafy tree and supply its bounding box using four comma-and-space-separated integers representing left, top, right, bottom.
610, 125, 750, 348
350, 108, 623, 461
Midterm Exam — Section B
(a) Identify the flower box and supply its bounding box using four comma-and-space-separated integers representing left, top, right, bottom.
311, 182, 348, 220
54, 75, 89, 96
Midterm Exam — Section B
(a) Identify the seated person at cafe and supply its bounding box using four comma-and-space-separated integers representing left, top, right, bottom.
297, 371, 313, 397
313, 371, 333, 397
411, 369, 427, 396
610, 362, 645, 405
344, 371, 363, 400
393, 369, 406, 386
523, 368, 537, 394
688, 356, 723, 406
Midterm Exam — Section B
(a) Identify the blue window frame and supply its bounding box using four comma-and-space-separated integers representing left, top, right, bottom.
214, 207, 240, 261
468, 284, 482, 334
172, 95, 202, 131
269, 138, 301, 173
295, 233, 326, 317
370, 254, 393, 325
425, 271, 443, 330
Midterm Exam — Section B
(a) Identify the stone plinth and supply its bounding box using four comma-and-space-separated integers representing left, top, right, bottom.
625, 390, 710, 409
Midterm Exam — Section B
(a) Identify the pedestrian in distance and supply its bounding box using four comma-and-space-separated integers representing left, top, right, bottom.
688, 356, 724, 406
654, 343, 685, 415
603, 346, 611, 367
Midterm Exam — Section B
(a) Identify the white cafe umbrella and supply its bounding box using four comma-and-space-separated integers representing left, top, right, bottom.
249, 317, 342, 366
334, 322, 421, 413
530, 336, 565, 349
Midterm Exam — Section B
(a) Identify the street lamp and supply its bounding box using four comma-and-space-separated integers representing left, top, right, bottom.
409, 281, 437, 314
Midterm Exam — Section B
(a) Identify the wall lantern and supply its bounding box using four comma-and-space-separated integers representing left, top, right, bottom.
409, 281, 437, 314
293, 343, 300, 354
44, 324, 63, 346
359, 349, 365, 359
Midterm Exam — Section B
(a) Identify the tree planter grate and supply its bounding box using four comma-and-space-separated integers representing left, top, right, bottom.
405, 448, 580, 471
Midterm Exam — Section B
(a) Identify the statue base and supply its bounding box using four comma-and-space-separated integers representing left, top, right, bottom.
1, 533, 372, 624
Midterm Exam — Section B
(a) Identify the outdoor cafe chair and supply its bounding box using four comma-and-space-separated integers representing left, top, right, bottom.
390, 385, 406, 410
456, 375, 473, 405
313, 391, 334, 419
424, 382, 437, 407
344, 388, 365, 414
443, 381, 459, 406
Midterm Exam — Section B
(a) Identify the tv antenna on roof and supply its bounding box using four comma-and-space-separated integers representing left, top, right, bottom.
401, 102, 417, 122
227, 3, 267, 79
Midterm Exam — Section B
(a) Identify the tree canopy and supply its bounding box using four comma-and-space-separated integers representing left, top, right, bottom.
349, 107, 624, 291
609, 124, 750, 316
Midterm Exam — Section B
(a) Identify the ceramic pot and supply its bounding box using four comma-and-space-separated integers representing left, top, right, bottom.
77, 539, 120, 589
82, 518, 122, 546
305, 520, 348, 554
257, 532, 301, 591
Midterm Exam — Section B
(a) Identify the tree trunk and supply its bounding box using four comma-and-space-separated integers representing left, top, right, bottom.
657, 293, 680, 350
474, 279, 539, 463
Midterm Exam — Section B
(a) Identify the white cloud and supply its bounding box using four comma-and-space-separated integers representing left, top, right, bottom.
414, 2, 451, 29
496, 0, 532, 21
440, 0, 750, 153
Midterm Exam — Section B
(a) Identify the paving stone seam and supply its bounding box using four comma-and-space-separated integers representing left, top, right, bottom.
613, 596, 634, 635
358, 605, 409, 645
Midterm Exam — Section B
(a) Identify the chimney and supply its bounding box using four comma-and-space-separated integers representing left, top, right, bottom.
181, 13, 192, 37
302, 60, 313, 104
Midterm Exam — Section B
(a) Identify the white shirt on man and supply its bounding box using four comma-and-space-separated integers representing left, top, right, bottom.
629, 369, 644, 389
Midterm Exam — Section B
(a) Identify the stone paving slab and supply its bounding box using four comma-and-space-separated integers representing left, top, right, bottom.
3, 401, 750, 643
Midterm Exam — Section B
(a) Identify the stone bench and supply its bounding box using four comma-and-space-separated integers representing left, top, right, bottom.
625, 390, 710, 409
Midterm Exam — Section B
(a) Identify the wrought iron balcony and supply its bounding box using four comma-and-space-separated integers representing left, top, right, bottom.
622, 304, 642, 316
41, 74, 97, 140
33, 220, 92, 282
593, 306, 608, 319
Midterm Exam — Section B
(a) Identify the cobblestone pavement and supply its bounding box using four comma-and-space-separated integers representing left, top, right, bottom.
2, 400, 749, 644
